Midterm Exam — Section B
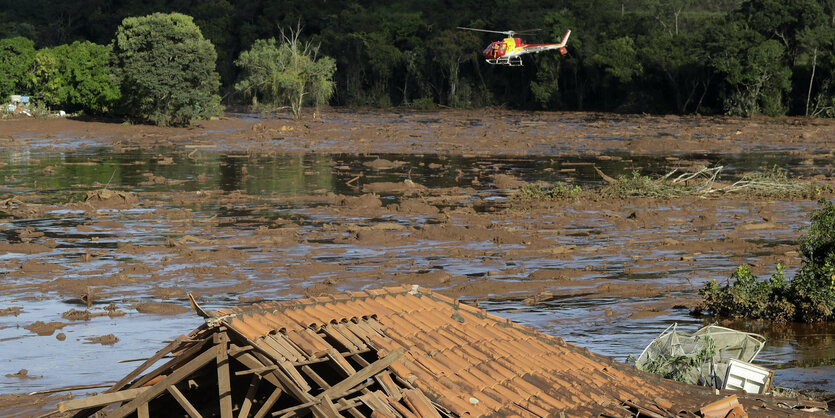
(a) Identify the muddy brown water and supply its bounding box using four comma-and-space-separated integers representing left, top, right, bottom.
1, 112, 834, 410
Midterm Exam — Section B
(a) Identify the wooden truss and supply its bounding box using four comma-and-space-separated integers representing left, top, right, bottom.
60, 320, 445, 418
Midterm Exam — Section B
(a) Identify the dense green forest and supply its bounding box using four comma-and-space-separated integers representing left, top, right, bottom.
1, 0, 834, 117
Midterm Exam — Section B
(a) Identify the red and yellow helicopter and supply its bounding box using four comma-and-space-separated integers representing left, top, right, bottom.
458, 27, 571, 66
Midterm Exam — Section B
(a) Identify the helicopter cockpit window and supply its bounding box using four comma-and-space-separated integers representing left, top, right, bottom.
484, 42, 502, 58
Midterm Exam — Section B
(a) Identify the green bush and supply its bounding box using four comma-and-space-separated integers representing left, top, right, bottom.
792, 199, 835, 321
697, 199, 835, 322
412, 97, 436, 110
0, 37, 36, 101
111, 12, 221, 126
235, 27, 336, 120
31, 41, 120, 114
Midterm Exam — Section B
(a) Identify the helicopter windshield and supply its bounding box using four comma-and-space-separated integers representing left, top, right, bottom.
483, 42, 505, 58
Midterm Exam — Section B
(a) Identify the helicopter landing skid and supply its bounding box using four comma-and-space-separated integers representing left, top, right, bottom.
486, 57, 523, 66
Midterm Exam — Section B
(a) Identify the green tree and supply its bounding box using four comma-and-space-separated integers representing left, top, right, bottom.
191, 0, 236, 92
711, 25, 791, 116
432, 28, 479, 108
35, 41, 120, 114
530, 13, 577, 109
27, 48, 60, 104
0, 36, 36, 101
639, 31, 712, 114
798, 24, 835, 116
590, 36, 644, 83
110, 12, 221, 126
234, 26, 336, 119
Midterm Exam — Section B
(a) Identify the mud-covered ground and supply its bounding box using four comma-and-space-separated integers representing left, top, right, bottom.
1, 109, 834, 415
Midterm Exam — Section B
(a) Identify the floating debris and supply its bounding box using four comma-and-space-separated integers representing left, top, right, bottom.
634, 324, 769, 393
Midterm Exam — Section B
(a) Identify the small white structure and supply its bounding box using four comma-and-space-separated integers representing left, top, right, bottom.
723, 359, 773, 394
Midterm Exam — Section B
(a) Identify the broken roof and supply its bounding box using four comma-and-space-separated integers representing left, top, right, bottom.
61, 285, 828, 417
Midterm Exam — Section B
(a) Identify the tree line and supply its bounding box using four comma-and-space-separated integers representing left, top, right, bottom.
1, 0, 834, 119
1, 12, 334, 125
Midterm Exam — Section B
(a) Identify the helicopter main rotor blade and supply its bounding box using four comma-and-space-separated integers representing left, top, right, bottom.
457, 27, 514, 36
513, 29, 542, 34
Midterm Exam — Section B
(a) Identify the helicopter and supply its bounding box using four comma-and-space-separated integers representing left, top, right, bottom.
457, 27, 571, 66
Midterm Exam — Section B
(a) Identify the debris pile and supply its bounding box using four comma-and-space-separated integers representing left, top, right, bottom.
635, 324, 770, 392
58, 286, 827, 417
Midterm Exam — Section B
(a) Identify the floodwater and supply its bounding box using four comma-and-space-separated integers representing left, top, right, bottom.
0, 140, 833, 401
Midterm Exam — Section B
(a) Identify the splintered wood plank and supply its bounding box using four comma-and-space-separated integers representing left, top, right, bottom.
231, 348, 322, 417
129, 337, 210, 389
236, 365, 279, 376
252, 387, 282, 418
344, 407, 364, 418
335, 398, 364, 418
107, 336, 185, 393
274, 399, 340, 418
137, 403, 149, 418
217, 336, 234, 418
278, 359, 313, 393
167, 385, 203, 418
316, 395, 341, 418
326, 348, 356, 377
57, 387, 150, 412
350, 353, 371, 368
249, 350, 317, 403
107, 346, 219, 418
301, 365, 331, 389
318, 347, 406, 400
237, 375, 261, 418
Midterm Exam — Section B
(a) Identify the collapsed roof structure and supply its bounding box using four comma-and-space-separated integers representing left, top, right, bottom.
59, 285, 827, 417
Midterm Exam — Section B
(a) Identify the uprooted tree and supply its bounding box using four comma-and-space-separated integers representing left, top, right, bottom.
234, 25, 336, 119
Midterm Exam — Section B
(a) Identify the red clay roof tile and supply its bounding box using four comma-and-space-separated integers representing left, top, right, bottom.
198, 288, 822, 418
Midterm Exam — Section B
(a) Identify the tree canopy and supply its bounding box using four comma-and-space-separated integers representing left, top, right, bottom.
234, 27, 336, 119
110, 12, 221, 126
1, 0, 834, 117
0, 36, 35, 101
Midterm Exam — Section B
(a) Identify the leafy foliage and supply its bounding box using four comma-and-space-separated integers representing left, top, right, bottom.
793, 198, 835, 321
0, 36, 35, 101
37, 41, 119, 114
110, 12, 221, 126
2, 0, 835, 116
634, 335, 717, 382
591, 36, 644, 83
697, 199, 835, 322
234, 27, 336, 119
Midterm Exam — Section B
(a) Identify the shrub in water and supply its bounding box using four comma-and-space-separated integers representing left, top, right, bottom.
697, 199, 835, 322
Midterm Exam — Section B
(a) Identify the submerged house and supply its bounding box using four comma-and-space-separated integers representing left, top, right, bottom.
59, 285, 826, 417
